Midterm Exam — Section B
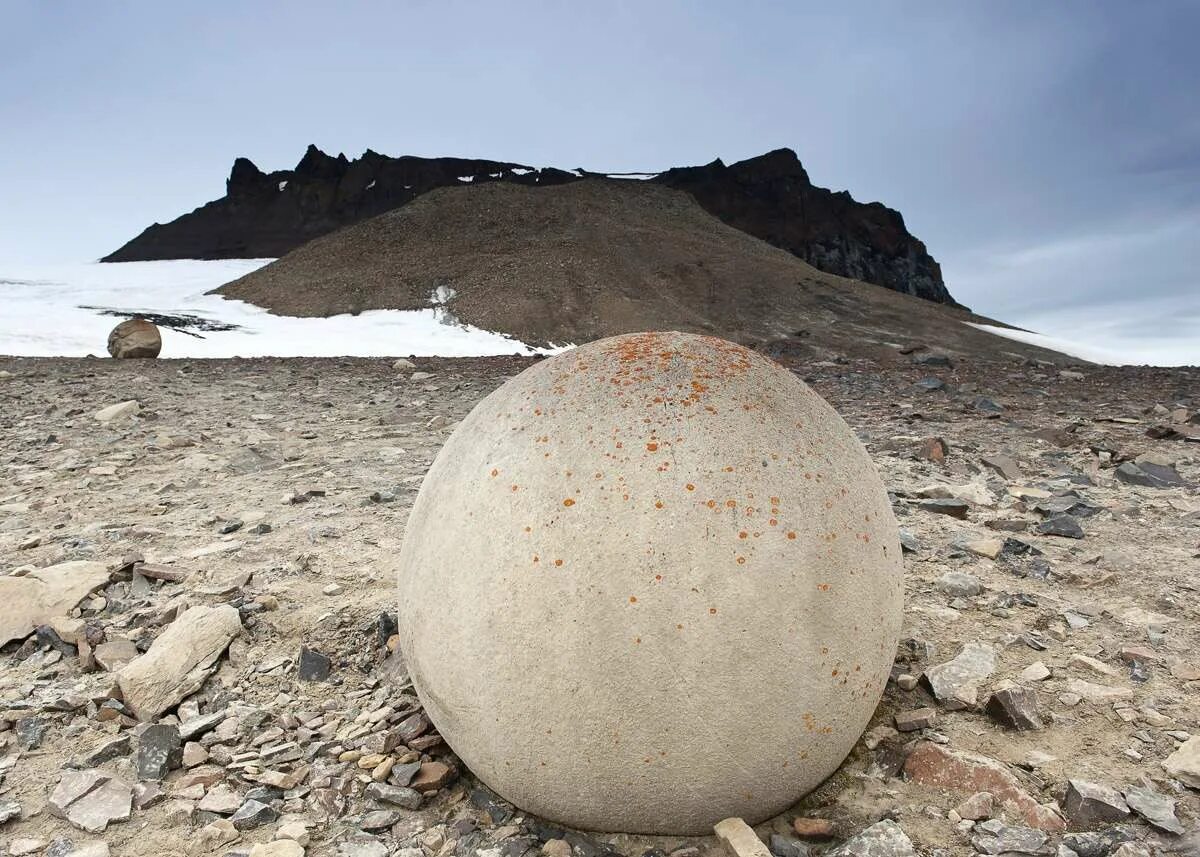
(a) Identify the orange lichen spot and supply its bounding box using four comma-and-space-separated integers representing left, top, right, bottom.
831, 669, 839, 676
634, 637, 641, 644
736, 556, 746, 565
685, 483, 695, 491
769, 518, 778, 527
554, 559, 563, 567
655, 574, 662, 581
511, 484, 519, 492
490, 468, 499, 477
738, 531, 748, 539
629, 596, 638, 603
562, 498, 575, 507
723, 466, 734, 472
533, 555, 540, 563
646, 442, 658, 452
817, 583, 831, 592
770, 496, 780, 505
787, 531, 797, 540
725, 499, 736, 508
654, 500, 664, 509
595, 472, 603, 479
534, 408, 542, 415
705, 499, 716, 508
676, 623, 683, 630
708, 607, 717, 614
820, 646, 830, 654
523, 526, 531, 533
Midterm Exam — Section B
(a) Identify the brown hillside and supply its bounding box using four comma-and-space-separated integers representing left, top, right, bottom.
216, 180, 1061, 363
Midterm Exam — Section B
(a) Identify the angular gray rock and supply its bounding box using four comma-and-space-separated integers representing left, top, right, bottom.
1122, 785, 1183, 834
1063, 780, 1130, 827
1037, 515, 1084, 539
230, 798, 277, 830
923, 642, 996, 709
827, 821, 916, 857
937, 572, 982, 598
364, 782, 422, 810
971, 820, 1052, 856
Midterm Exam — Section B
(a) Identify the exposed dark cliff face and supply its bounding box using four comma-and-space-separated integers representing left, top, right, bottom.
103, 145, 954, 304
654, 149, 951, 304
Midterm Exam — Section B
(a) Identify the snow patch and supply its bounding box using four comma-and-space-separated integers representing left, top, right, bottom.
278, 181, 288, 191
964, 322, 1123, 365
365, 179, 376, 190
510, 168, 533, 176
0, 260, 566, 358
606, 173, 660, 181
457, 175, 475, 183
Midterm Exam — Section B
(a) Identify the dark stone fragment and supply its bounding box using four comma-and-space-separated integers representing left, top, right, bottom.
1062, 827, 1136, 857
985, 687, 1044, 730
920, 499, 970, 519
913, 377, 945, 392
468, 782, 516, 820
83, 734, 133, 767
229, 798, 277, 830
376, 612, 398, 647
1037, 514, 1084, 539
974, 397, 1004, 414
35, 625, 77, 656
1115, 460, 1192, 489
218, 519, 243, 534
16, 716, 47, 750
136, 723, 182, 780
1063, 780, 1131, 828
297, 646, 332, 681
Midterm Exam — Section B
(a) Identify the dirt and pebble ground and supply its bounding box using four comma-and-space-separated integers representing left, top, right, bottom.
0, 349, 1198, 857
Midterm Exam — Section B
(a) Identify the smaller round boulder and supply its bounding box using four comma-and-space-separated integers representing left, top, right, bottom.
107, 318, 162, 359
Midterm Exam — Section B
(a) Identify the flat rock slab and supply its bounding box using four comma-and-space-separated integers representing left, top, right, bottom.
117, 604, 241, 721
48, 769, 132, 833
903, 741, 1064, 831
1122, 785, 1183, 834
923, 642, 996, 709
0, 561, 110, 646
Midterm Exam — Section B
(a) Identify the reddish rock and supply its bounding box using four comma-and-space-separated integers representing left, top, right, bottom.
792, 817, 835, 839
903, 742, 1064, 831
409, 761, 455, 793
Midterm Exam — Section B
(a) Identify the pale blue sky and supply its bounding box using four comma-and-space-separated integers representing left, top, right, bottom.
2, 1, 1197, 354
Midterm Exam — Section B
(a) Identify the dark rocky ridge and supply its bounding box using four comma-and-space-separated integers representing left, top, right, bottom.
103, 145, 954, 305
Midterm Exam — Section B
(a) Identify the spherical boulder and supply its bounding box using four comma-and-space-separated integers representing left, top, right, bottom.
396, 332, 903, 834
107, 318, 162, 359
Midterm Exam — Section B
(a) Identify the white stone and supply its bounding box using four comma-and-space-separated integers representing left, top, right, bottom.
94, 400, 140, 423
1163, 736, 1200, 788
117, 604, 242, 720
397, 333, 903, 834
0, 560, 110, 646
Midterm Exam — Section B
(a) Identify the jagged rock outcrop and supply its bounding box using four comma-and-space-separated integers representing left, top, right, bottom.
104, 145, 954, 304
655, 149, 952, 304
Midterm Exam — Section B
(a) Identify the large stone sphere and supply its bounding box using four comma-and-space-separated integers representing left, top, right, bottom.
396, 332, 903, 834
107, 318, 162, 358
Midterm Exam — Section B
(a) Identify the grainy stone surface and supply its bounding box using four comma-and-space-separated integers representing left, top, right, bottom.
397, 334, 905, 833
0, 353, 1197, 856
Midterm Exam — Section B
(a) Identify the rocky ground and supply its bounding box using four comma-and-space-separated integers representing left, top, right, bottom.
0, 350, 1198, 857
